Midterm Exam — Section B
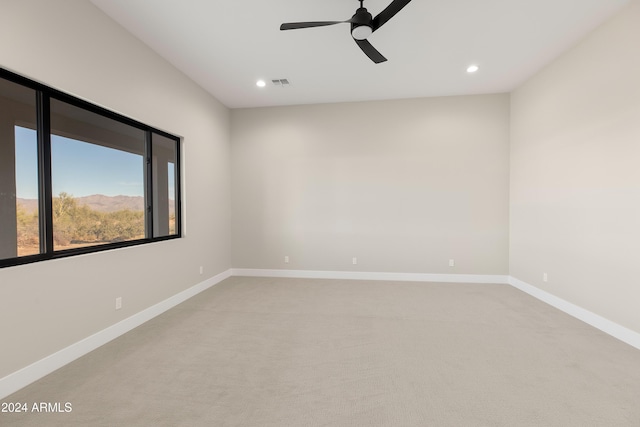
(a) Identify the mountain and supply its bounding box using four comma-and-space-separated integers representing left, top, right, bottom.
17, 195, 175, 215
77, 194, 145, 213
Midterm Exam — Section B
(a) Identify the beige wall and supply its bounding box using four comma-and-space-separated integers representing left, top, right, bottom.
0, 0, 231, 378
231, 95, 510, 274
510, 1, 640, 332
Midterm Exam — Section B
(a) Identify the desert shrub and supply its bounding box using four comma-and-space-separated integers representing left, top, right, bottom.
52, 193, 145, 246
16, 204, 39, 247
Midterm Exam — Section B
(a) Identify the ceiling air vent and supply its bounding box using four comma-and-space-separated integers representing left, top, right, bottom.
271, 79, 291, 87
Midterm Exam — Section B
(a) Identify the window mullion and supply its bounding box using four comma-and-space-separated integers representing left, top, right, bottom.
174, 139, 181, 237
145, 131, 154, 239
36, 90, 53, 255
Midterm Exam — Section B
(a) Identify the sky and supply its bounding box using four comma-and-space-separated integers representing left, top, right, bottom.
15, 126, 174, 199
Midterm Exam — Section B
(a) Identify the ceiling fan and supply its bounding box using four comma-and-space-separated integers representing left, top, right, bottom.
280, 0, 413, 64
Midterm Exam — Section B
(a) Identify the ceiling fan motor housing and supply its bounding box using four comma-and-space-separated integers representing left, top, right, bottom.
351, 7, 373, 40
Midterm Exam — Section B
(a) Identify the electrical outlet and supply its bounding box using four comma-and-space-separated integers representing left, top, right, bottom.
199, 266, 203, 275
449, 259, 455, 267
284, 255, 289, 263
115, 297, 122, 310
543, 273, 548, 283
352, 257, 357, 265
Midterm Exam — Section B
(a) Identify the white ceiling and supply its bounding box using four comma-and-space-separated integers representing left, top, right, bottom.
90, 0, 629, 109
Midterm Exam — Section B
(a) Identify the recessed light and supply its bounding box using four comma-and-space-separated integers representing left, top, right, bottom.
467, 65, 479, 73
256, 80, 266, 88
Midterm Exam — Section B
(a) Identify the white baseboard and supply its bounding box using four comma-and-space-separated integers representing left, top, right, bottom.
509, 276, 640, 350
231, 268, 510, 284
3, 269, 638, 400
0, 268, 232, 400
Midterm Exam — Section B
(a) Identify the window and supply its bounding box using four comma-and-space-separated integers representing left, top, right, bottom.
1, 78, 38, 260
0, 68, 181, 267
15, 126, 40, 256
50, 98, 147, 250
151, 132, 179, 238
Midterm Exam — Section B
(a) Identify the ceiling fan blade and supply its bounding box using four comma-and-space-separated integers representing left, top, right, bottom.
355, 39, 387, 63
371, 0, 412, 32
280, 21, 344, 30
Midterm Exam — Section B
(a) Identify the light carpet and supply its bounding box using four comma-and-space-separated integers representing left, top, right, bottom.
2, 276, 640, 426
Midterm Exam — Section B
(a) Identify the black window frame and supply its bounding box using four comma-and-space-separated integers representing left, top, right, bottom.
0, 67, 182, 268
